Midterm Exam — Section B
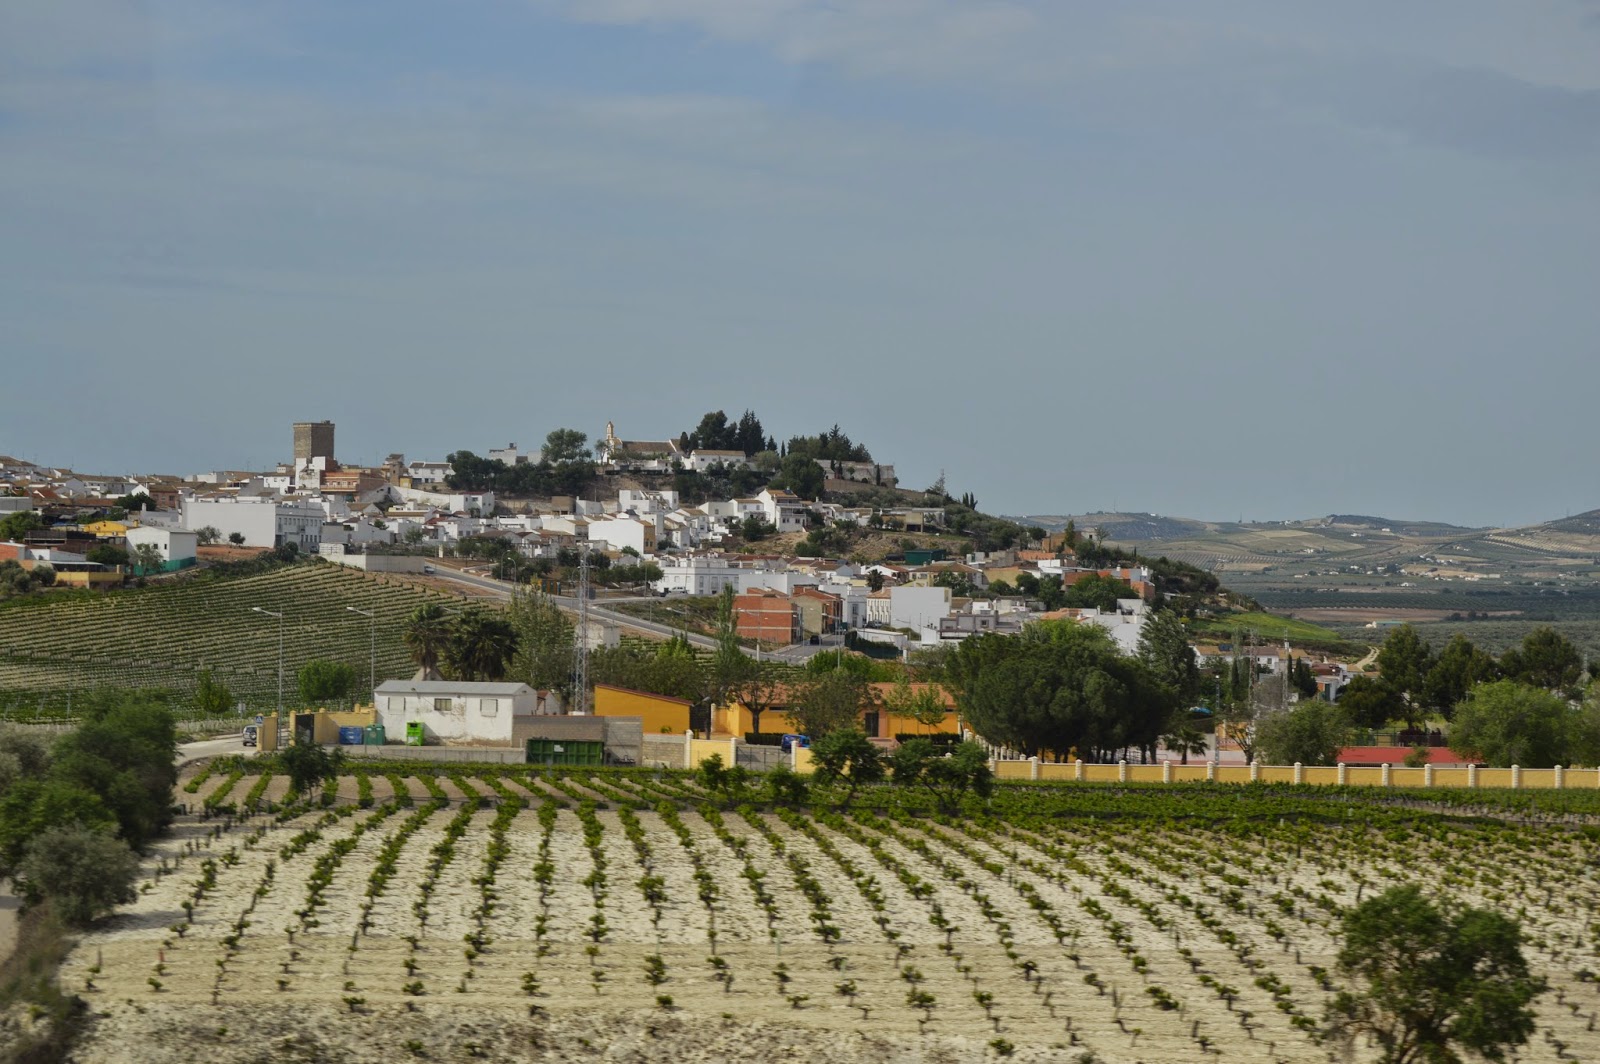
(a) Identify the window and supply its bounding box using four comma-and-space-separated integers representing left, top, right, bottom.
480, 698, 499, 716
433, 697, 451, 712
387, 697, 399, 712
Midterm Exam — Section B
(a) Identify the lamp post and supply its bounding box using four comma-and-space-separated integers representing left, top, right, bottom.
347, 607, 376, 702
251, 606, 284, 718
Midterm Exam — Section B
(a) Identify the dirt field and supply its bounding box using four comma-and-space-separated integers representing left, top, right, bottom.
54, 771, 1600, 1063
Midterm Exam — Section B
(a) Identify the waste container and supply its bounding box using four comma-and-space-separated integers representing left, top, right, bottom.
405, 721, 425, 747
364, 723, 386, 746
337, 726, 364, 745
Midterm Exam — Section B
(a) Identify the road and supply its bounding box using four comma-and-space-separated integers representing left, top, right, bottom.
432, 567, 768, 656
178, 733, 256, 765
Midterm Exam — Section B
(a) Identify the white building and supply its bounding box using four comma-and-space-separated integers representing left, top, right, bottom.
758, 488, 808, 533
180, 495, 324, 551
585, 514, 656, 556
889, 585, 954, 644
375, 680, 537, 745
685, 450, 752, 473
652, 554, 743, 596
124, 525, 198, 571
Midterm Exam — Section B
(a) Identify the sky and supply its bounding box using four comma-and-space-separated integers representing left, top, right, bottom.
3, 1, 1598, 529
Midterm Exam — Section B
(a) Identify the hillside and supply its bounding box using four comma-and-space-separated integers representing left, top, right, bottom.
1012, 509, 1600, 659
0, 562, 459, 717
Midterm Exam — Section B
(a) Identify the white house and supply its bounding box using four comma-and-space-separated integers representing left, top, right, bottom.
889, 585, 954, 644
685, 449, 752, 473
375, 680, 537, 745
585, 514, 656, 556
652, 554, 743, 596
125, 525, 198, 572
758, 488, 808, 533
180, 495, 324, 550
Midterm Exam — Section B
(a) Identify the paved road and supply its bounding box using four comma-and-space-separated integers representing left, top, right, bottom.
177, 733, 257, 765
431, 568, 768, 657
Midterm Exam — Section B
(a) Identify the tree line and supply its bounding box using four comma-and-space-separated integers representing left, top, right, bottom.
0, 693, 178, 925
1251, 624, 1600, 768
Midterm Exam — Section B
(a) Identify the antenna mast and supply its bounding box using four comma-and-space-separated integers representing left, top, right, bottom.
571, 541, 591, 715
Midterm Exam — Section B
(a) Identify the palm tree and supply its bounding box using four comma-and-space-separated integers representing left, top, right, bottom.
442, 608, 518, 682
403, 603, 451, 679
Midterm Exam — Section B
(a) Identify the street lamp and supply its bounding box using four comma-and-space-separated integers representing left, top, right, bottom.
251, 606, 284, 718
347, 607, 376, 701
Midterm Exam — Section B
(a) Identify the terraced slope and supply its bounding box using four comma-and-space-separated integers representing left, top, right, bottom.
0, 562, 460, 715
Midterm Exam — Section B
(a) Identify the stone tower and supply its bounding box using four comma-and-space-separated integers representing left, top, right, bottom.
293, 420, 335, 464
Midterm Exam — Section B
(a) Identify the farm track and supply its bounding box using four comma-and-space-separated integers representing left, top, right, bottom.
56, 770, 1600, 1063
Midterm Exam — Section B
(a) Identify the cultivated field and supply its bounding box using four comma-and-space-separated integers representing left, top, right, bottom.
54, 767, 1600, 1063
0, 563, 457, 716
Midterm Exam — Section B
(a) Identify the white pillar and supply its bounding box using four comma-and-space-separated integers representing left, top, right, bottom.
1554, 764, 1565, 790
1162, 761, 1173, 784
1117, 760, 1129, 783
1337, 763, 1347, 786
1029, 756, 1040, 781
1249, 760, 1261, 783
684, 729, 694, 770
729, 736, 739, 764
1467, 763, 1478, 789
1380, 763, 1391, 788
1511, 764, 1521, 790
1205, 761, 1216, 782
1424, 764, 1434, 788
1292, 762, 1304, 785
1074, 759, 1085, 782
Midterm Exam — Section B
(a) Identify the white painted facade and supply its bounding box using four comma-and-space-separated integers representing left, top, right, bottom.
651, 554, 743, 596
889, 585, 954, 644
375, 680, 536, 744
180, 495, 324, 550
124, 525, 199, 566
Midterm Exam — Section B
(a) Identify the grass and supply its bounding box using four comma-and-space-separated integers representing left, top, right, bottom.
1191, 611, 1359, 651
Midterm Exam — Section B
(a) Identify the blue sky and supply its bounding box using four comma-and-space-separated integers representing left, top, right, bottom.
3, 1, 1598, 527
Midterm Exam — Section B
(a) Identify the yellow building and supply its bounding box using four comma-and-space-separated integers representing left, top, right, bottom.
80, 520, 131, 538
593, 684, 692, 735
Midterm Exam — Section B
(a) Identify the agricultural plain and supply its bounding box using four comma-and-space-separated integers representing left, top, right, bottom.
54, 766, 1600, 1063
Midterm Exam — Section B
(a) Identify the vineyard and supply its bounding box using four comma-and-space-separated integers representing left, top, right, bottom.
0, 563, 454, 716
58, 769, 1600, 1063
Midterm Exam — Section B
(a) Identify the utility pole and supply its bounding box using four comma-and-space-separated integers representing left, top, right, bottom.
571, 541, 590, 715
252, 607, 284, 718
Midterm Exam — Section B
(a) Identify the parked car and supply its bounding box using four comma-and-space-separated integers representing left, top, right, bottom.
242, 725, 258, 747
779, 733, 810, 753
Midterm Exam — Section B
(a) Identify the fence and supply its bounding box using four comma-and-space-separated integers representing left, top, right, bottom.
988, 757, 1600, 790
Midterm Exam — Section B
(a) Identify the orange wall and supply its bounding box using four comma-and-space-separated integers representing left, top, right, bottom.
594, 684, 691, 735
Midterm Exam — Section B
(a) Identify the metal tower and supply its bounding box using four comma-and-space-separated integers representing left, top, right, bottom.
571, 542, 590, 715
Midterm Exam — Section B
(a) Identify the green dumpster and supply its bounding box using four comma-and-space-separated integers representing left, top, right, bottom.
405, 721, 425, 747
364, 723, 386, 746
525, 739, 603, 767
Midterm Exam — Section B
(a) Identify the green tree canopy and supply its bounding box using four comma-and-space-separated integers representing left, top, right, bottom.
1499, 626, 1584, 695
1376, 625, 1434, 720
808, 727, 887, 810
889, 739, 993, 815
1137, 610, 1200, 707
1422, 634, 1500, 719
950, 622, 1172, 762
508, 588, 574, 699
18, 824, 140, 926
297, 658, 358, 706
771, 452, 825, 499
1338, 675, 1406, 731
1449, 680, 1577, 768
404, 603, 452, 678
1326, 884, 1544, 1064
1255, 701, 1351, 766
442, 609, 518, 682
786, 667, 870, 738
193, 668, 233, 717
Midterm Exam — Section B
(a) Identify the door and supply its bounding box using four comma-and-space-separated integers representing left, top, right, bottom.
294, 714, 316, 747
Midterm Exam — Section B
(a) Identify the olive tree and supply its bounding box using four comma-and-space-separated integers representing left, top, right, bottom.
18, 824, 140, 926
1325, 884, 1544, 1064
